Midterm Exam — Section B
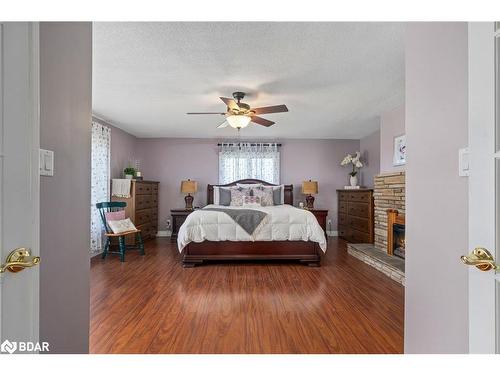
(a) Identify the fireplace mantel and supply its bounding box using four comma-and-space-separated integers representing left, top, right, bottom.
387, 209, 405, 255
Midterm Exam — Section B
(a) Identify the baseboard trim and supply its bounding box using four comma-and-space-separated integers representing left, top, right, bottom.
327, 230, 338, 237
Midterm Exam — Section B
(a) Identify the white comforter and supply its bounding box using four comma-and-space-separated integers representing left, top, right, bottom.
177, 204, 327, 252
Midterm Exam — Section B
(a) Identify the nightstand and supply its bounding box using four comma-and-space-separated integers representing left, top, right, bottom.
170, 209, 194, 242
308, 209, 328, 237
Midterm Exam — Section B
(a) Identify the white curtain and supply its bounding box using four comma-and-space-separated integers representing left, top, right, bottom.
218, 143, 280, 184
90, 121, 111, 254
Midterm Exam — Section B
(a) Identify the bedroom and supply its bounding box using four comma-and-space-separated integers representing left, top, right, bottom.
88, 22, 405, 353
1, 8, 497, 363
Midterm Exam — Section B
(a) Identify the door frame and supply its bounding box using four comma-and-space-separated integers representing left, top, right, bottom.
0, 21, 40, 345
468, 21, 497, 353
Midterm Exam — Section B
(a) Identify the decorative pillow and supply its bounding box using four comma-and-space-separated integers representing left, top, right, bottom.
107, 218, 137, 234
237, 183, 262, 190
104, 210, 126, 222
219, 187, 232, 206
261, 185, 284, 205
253, 187, 274, 206
243, 195, 261, 207
230, 188, 246, 206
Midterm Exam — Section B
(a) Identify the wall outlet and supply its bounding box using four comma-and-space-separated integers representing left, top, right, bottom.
166, 219, 171, 228
327, 219, 332, 226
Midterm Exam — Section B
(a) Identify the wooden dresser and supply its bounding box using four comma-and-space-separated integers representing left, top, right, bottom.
111, 180, 159, 243
337, 189, 374, 243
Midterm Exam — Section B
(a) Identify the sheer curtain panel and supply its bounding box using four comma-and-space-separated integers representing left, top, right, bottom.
218, 143, 280, 184
90, 121, 111, 254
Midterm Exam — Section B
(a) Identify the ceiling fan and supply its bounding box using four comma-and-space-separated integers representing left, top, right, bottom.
186, 91, 289, 129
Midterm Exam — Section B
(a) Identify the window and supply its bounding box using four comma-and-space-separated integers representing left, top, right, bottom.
218, 143, 280, 184
90, 121, 111, 254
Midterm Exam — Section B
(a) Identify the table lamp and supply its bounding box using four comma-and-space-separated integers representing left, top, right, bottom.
302, 180, 318, 210
181, 179, 197, 210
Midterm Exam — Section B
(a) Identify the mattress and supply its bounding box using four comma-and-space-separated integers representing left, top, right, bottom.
177, 204, 327, 252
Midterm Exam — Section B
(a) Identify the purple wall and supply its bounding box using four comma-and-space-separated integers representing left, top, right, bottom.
92, 117, 137, 179
40, 22, 92, 354
380, 105, 405, 173
359, 130, 381, 187
134, 138, 359, 233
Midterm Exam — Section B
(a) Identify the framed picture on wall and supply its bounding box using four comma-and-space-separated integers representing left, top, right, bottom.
393, 134, 406, 166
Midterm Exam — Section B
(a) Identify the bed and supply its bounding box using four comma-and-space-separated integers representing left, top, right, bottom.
177, 179, 327, 267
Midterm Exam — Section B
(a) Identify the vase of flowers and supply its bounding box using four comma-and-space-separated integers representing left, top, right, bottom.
341, 151, 363, 187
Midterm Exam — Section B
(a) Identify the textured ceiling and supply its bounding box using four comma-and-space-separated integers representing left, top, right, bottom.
92, 22, 405, 139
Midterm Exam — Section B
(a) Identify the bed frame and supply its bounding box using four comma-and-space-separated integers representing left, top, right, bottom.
181, 179, 322, 267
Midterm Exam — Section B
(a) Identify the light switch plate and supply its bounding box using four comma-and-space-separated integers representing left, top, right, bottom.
458, 147, 469, 177
39, 149, 54, 176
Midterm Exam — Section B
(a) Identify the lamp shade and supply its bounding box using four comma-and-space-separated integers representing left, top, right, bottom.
302, 180, 318, 195
226, 115, 251, 129
181, 179, 198, 194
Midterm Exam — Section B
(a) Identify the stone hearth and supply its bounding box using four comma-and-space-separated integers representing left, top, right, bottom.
347, 243, 405, 285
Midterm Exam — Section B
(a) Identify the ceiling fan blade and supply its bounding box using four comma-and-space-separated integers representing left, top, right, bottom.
217, 120, 228, 129
251, 116, 275, 127
252, 104, 288, 115
219, 97, 240, 111
186, 112, 226, 115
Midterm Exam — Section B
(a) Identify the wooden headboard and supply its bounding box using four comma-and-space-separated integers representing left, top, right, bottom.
207, 179, 293, 205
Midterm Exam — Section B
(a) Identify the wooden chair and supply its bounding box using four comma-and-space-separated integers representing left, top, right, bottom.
96, 201, 145, 262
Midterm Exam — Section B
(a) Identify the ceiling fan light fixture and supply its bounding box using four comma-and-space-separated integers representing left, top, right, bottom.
226, 114, 251, 129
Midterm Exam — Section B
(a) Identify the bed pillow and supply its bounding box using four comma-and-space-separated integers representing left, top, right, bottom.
230, 188, 247, 206
237, 183, 262, 190
107, 218, 137, 234
253, 187, 274, 206
218, 187, 232, 206
272, 185, 285, 205
258, 185, 285, 205
243, 195, 261, 207
104, 210, 126, 222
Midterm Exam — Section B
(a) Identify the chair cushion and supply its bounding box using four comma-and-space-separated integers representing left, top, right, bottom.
104, 210, 126, 222
107, 218, 137, 234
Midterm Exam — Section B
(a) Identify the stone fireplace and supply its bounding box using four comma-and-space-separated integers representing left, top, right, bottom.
374, 171, 405, 252
346, 171, 406, 285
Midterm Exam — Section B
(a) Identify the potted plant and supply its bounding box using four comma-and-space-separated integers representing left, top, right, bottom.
341, 151, 363, 187
123, 167, 136, 180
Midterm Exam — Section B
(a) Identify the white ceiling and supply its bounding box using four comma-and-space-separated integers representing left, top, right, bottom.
92, 22, 405, 139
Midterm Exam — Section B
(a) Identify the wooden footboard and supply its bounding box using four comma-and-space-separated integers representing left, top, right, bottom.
181, 241, 322, 267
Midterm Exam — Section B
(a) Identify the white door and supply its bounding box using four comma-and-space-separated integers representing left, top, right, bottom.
466, 22, 500, 353
0, 22, 40, 353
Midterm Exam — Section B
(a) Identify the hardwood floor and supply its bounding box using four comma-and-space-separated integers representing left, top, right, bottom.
90, 238, 404, 353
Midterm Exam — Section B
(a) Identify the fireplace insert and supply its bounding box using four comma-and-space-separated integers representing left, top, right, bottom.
392, 223, 405, 259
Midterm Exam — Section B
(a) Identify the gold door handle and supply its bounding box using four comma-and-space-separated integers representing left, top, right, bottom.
0, 247, 40, 274
461, 247, 498, 271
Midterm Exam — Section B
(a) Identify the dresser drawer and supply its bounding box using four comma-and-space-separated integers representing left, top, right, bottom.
348, 216, 370, 233
339, 213, 348, 226
151, 194, 158, 207
136, 194, 152, 210
152, 184, 158, 194
337, 225, 351, 240
135, 209, 151, 225
338, 191, 349, 201
149, 223, 158, 238
137, 223, 150, 239
338, 200, 348, 214
135, 182, 152, 195
350, 228, 371, 243
348, 202, 369, 218
348, 191, 372, 203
